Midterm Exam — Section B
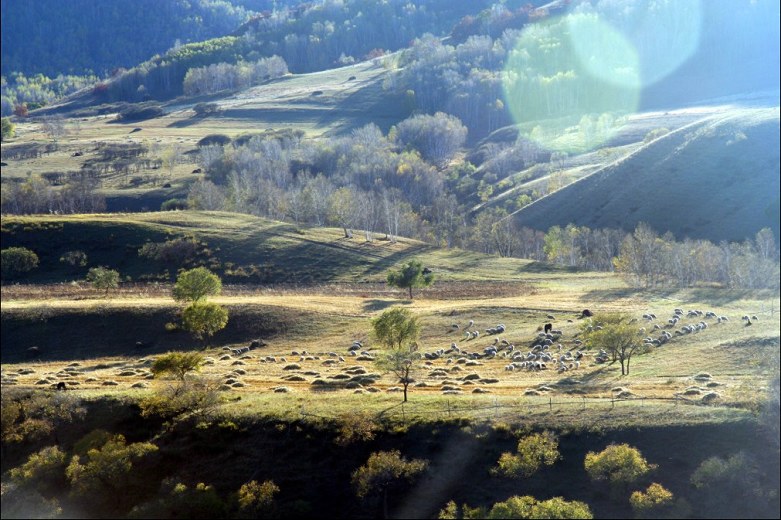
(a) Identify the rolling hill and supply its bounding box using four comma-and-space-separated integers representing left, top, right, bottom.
511, 107, 781, 241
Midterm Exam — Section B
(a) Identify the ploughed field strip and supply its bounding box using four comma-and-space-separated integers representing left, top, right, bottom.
3, 301, 777, 408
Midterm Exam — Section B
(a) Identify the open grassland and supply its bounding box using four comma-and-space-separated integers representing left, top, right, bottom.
3, 251, 778, 430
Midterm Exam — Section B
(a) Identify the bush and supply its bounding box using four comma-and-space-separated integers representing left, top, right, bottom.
492, 431, 560, 478
139, 377, 221, 421
1, 247, 39, 278
630, 483, 675, 518
585, 444, 655, 487
9, 445, 68, 493
151, 351, 204, 381
235, 480, 280, 518
139, 236, 201, 266
182, 301, 229, 342
129, 479, 226, 519
86, 266, 120, 295
117, 103, 163, 121
481, 495, 593, 519
193, 103, 220, 116
59, 250, 88, 267
161, 198, 188, 211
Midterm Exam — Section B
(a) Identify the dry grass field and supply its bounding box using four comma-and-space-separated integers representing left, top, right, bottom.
3, 265, 778, 429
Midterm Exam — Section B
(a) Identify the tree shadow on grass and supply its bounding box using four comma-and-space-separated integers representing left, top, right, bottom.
363, 299, 412, 312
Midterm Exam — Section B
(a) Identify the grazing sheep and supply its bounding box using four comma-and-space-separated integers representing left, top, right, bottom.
546, 314, 555, 320
719, 316, 729, 321
465, 320, 474, 330
751, 315, 758, 321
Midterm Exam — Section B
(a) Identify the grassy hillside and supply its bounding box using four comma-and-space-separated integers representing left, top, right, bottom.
511, 107, 781, 241
0, 211, 554, 285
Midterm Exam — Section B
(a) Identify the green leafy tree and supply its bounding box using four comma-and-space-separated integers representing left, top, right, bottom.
585, 444, 655, 488
235, 480, 280, 519
630, 483, 676, 518
65, 434, 158, 514
372, 308, 422, 402
446, 496, 593, 519
151, 351, 204, 381
492, 431, 560, 478
9, 445, 68, 495
581, 313, 648, 375
1, 247, 39, 278
182, 301, 229, 344
172, 266, 222, 302
130, 479, 226, 519
1, 116, 15, 141
1, 389, 86, 445
352, 450, 427, 518
86, 266, 120, 296
386, 260, 434, 299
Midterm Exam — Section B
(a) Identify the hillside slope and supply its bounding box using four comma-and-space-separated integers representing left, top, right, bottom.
511, 107, 780, 241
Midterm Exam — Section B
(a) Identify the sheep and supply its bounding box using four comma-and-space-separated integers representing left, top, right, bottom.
751, 315, 758, 321
465, 319, 474, 330
451, 323, 460, 330
719, 316, 729, 321
674, 308, 684, 315
550, 329, 563, 335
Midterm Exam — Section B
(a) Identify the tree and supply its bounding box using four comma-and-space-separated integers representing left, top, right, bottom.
487, 496, 593, 519
1, 116, 15, 140
492, 431, 560, 478
9, 445, 68, 495
151, 351, 204, 381
1, 247, 39, 278
584, 444, 655, 488
182, 301, 229, 344
65, 434, 158, 514
581, 313, 648, 375
328, 186, 358, 238
86, 266, 120, 296
630, 483, 675, 518
235, 480, 280, 519
59, 250, 88, 268
386, 260, 435, 299
372, 308, 422, 402
352, 450, 427, 518
172, 267, 222, 302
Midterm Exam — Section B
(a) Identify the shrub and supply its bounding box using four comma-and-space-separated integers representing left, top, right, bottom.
351, 451, 428, 509
1, 247, 39, 278
59, 250, 88, 267
334, 412, 378, 446
139, 377, 221, 421
139, 236, 201, 266
129, 479, 226, 519
151, 351, 204, 381
630, 483, 675, 518
173, 266, 222, 302
182, 301, 229, 343
117, 103, 163, 121
9, 445, 68, 493
86, 266, 120, 295
193, 103, 221, 116
585, 444, 655, 487
235, 480, 280, 518
161, 198, 188, 211
480, 495, 593, 519
493, 431, 560, 478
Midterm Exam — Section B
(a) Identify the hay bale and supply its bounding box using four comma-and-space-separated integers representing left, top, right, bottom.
472, 388, 491, 394
231, 360, 246, 366
231, 381, 245, 388
102, 380, 119, 386
414, 382, 429, 387
224, 378, 239, 385
449, 366, 463, 372
353, 389, 366, 394
693, 372, 712, 381
465, 361, 482, 366
441, 385, 459, 391
67, 362, 81, 367
273, 386, 291, 393
356, 355, 375, 361
131, 382, 149, 389
302, 371, 320, 376
524, 389, 541, 396
480, 378, 500, 384
387, 387, 403, 393
442, 390, 463, 395
705, 381, 722, 388
118, 370, 137, 376
219, 355, 232, 361
84, 377, 99, 383
683, 387, 702, 395
285, 375, 307, 382
616, 390, 633, 398
219, 384, 233, 391
537, 385, 553, 392
232, 369, 247, 375
329, 374, 350, 380
366, 387, 381, 393
462, 373, 481, 381
283, 363, 302, 371
35, 379, 51, 385
345, 382, 363, 389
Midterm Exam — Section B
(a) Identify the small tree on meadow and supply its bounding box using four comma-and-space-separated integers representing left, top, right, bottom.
86, 266, 120, 296
581, 313, 648, 375
386, 260, 434, 299
352, 450, 428, 519
151, 351, 204, 382
182, 301, 229, 345
173, 267, 222, 302
372, 307, 422, 402
235, 480, 280, 519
